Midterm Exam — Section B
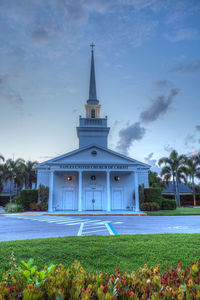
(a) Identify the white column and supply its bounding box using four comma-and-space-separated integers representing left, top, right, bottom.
106, 171, 111, 212
48, 170, 54, 212
78, 171, 82, 211
134, 171, 140, 212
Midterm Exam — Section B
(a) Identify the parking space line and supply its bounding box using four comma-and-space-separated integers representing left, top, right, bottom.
82, 225, 106, 230
107, 223, 118, 235
77, 223, 84, 236
82, 228, 108, 234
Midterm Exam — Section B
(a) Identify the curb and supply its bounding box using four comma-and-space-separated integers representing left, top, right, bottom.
44, 213, 147, 216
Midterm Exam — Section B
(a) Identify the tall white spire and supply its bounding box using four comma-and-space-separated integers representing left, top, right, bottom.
87, 43, 99, 105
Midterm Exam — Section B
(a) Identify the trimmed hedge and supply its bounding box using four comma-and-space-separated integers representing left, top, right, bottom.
140, 202, 160, 211
144, 188, 162, 205
0, 196, 10, 207
161, 198, 177, 210
4, 203, 24, 213
29, 203, 48, 211
163, 194, 200, 206
0, 258, 200, 299
15, 189, 38, 210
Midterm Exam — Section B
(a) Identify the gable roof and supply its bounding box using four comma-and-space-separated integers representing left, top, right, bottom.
162, 181, 193, 195
36, 144, 150, 168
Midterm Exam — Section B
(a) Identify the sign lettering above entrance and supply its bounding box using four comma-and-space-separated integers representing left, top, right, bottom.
59, 165, 129, 169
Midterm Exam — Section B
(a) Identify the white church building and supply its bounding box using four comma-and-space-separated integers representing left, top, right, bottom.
36, 46, 150, 213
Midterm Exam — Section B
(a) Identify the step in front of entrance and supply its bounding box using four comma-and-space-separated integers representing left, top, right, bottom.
44, 211, 147, 216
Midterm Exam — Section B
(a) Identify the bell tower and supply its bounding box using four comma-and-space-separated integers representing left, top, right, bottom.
77, 44, 110, 148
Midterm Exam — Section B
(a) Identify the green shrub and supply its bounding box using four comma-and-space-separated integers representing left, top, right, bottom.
0, 258, 200, 299
162, 194, 200, 206
16, 189, 38, 210
144, 188, 162, 205
0, 196, 10, 207
139, 184, 145, 205
162, 198, 177, 210
38, 184, 49, 204
140, 202, 160, 211
29, 203, 48, 211
4, 203, 24, 213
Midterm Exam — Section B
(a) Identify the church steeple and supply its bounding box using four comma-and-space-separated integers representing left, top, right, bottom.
85, 44, 101, 118
87, 43, 99, 105
77, 44, 110, 149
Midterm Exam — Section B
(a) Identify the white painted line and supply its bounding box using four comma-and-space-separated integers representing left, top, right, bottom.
105, 223, 114, 235
82, 228, 108, 234
77, 223, 84, 236
83, 222, 107, 226
82, 225, 106, 230
78, 220, 103, 224
56, 220, 89, 224
113, 222, 123, 224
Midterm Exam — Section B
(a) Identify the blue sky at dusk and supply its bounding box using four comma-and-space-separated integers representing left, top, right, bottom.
0, 0, 200, 171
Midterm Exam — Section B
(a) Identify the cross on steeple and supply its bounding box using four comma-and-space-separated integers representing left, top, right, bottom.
90, 42, 95, 51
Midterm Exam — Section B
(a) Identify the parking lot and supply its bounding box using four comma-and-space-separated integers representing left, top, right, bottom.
0, 214, 200, 241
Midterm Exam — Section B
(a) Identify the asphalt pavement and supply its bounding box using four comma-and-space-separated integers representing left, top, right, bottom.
0, 214, 200, 241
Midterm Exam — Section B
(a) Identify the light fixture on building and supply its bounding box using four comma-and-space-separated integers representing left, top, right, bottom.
91, 175, 96, 181
115, 176, 120, 181
66, 176, 72, 181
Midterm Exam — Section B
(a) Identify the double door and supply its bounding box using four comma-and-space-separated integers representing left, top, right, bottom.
85, 188, 102, 210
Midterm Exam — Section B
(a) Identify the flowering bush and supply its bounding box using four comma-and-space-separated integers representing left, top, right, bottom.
140, 202, 160, 211
0, 254, 200, 299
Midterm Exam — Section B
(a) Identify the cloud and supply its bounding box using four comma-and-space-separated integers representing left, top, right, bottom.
164, 28, 199, 42
144, 152, 161, 173
140, 88, 180, 123
184, 134, 196, 146
31, 29, 50, 43
0, 74, 24, 111
171, 60, 200, 74
196, 125, 200, 131
154, 80, 173, 90
116, 122, 146, 155
164, 144, 174, 153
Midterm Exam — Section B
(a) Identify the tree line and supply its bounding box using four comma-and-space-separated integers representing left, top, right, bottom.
149, 150, 200, 207
1, 150, 200, 207
0, 154, 37, 201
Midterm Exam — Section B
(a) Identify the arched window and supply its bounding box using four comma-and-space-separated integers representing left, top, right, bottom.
91, 109, 95, 118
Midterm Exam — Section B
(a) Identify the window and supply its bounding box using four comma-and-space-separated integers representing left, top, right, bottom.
91, 109, 95, 118
91, 150, 97, 156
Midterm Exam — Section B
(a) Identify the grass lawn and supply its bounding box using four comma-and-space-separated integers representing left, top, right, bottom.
146, 207, 200, 215
0, 234, 200, 275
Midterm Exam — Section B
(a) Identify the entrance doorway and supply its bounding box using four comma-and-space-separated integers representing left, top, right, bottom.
85, 188, 102, 210
62, 188, 75, 210
111, 188, 123, 210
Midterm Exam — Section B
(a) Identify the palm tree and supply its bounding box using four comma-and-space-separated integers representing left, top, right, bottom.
0, 155, 4, 162
158, 150, 186, 207
181, 155, 200, 206
148, 170, 166, 189
3, 158, 25, 200
0, 154, 5, 193
24, 160, 38, 189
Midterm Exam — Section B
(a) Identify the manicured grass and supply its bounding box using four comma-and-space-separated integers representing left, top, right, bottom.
0, 234, 200, 275
146, 207, 200, 215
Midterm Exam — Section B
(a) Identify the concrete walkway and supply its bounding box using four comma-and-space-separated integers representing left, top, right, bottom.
2, 210, 146, 216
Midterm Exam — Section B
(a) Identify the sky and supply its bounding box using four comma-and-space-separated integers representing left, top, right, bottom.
0, 0, 200, 172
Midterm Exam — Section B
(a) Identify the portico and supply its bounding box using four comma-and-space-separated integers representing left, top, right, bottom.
45, 159, 143, 213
